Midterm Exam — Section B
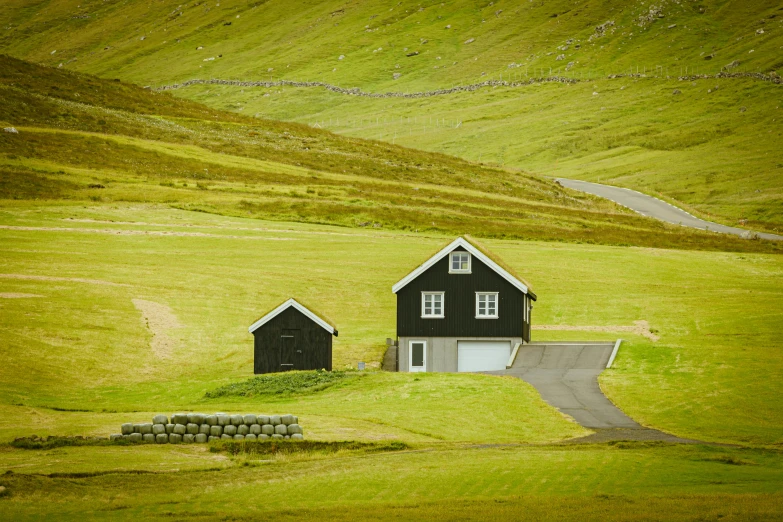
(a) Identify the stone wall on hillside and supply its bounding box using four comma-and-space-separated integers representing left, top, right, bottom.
110, 413, 304, 444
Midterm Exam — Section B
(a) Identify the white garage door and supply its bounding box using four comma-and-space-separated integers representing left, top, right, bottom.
457, 341, 511, 372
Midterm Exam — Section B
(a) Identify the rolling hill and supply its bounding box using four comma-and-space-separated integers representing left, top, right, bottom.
2, 0, 779, 233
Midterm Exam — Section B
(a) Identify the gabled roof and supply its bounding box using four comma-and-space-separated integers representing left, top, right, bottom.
248, 298, 338, 336
391, 237, 537, 300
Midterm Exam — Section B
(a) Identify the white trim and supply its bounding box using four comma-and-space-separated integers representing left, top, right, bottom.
448, 251, 472, 274
475, 292, 499, 319
421, 291, 445, 318
409, 340, 427, 372
248, 298, 335, 335
392, 237, 530, 295
606, 339, 622, 369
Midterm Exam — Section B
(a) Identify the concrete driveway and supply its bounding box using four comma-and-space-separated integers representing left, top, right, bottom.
557, 178, 783, 241
486, 342, 639, 429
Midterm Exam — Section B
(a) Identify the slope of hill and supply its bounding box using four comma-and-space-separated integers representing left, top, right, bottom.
2, 54, 774, 251
3, 0, 779, 234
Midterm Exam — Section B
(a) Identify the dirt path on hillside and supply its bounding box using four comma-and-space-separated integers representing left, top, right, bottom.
0, 274, 128, 287
0, 293, 43, 298
533, 320, 659, 341
132, 299, 182, 359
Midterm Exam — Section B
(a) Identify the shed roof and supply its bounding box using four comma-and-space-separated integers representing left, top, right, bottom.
391, 236, 537, 300
248, 298, 338, 336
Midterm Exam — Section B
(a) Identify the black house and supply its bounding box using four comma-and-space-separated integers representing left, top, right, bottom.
392, 237, 537, 373
248, 298, 337, 374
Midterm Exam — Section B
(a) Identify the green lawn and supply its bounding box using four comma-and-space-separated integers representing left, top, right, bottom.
0, 203, 781, 447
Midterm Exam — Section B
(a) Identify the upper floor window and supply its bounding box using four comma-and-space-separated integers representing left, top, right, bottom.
421, 292, 444, 318
449, 251, 471, 273
476, 292, 498, 319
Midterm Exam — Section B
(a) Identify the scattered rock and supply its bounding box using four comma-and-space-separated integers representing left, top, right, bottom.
668, 24, 676, 29
406, 51, 419, 56
556, 54, 565, 61
338, 54, 345, 60
590, 20, 615, 41
50, 50, 56, 55
464, 37, 475, 44
3, 127, 18, 134
704, 54, 713, 60
140, 36, 146, 41
565, 61, 575, 71
637, 5, 664, 27
197, 46, 203, 50
592, 91, 599, 96
756, 28, 764, 35
393, 73, 401, 80
672, 89, 681, 95
445, 24, 451, 29
224, 21, 231, 26
739, 106, 747, 112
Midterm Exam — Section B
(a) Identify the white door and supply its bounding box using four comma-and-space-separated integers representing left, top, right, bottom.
409, 340, 427, 372
458, 341, 511, 372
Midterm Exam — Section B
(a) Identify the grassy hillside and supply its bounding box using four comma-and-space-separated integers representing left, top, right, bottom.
4, 0, 780, 233
1, 205, 782, 446
2, 54, 775, 252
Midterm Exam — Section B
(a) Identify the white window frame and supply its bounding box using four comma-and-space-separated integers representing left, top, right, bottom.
421, 291, 445, 319
409, 340, 427, 372
475, 292, 499, 319
448, 251, 471, 274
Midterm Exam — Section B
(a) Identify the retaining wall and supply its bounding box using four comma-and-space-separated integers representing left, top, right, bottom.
110, 413, 304, 444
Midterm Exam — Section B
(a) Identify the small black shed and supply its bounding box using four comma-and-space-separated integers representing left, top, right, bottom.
248, 298, 337, 374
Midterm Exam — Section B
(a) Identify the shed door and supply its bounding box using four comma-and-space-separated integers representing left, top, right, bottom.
280, 329, 299, 370
457, 341, 511, 372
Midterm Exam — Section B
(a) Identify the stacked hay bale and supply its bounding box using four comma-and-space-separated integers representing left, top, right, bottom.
110, 413, 303, 443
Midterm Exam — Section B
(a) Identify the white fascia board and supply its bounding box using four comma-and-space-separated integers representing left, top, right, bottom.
391, 237, 529, 295
248, 298, 335, 335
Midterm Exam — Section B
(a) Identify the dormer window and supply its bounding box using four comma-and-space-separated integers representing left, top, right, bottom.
449, 251, 471, 274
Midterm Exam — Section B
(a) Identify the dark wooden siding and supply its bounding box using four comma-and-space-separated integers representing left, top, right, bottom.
396, 246, 526, 337
253, 307, 332, 373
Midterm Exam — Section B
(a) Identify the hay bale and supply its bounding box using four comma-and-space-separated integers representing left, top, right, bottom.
186, 423, 199, 435
173, 424, 186, 435
261, 424, 274, 435
249, 424, 261, 435
257, 415, 270, 425
121, 423, 133, 435
132, 424, 143, 433
183, 434, 195, 444
271, 434, 284, 440
287, 424, 303, 435
281, 414, 295, 425
245, 434, 257, 441
206, 415, 218, 426
292, 416, 298, 425
274, 424, 288, 435
259, 434, 269, 440
188, 413, 205, 424
199, 424, 210, 435
208, 436, 219, 442
195, 433, 208, 443
172, 413, 188, 425
165, 424, 175, 434
217, 414, 230, 426
156, 433, 168, 444
233, 434, 245, 440
129, 433, 143, 443
140, 423, 153, 435
284, 435, 290, 439
210, 426, 223, 437
270, 415, 282, 426
110, 434, 123, 441
122, 434, 130, 440
152, 414, 168, 425
243, 414, 257, 425
143, 433, 155, 443
291, 433, 304, 440
224, 425, 237, 436
152, 424, 166, 435
230, 414, 243, 426
169, 433, 182, 444
237, 425, 249, 435
220, 434, 233, 440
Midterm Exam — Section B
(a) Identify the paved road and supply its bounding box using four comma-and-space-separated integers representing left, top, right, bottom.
486, 342, 639, 429
557, 178, 783, 241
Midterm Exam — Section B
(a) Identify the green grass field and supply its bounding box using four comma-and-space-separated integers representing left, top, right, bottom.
2, 0, 781, 232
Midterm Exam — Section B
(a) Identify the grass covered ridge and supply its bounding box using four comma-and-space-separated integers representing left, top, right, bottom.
204, 370, 359, 398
